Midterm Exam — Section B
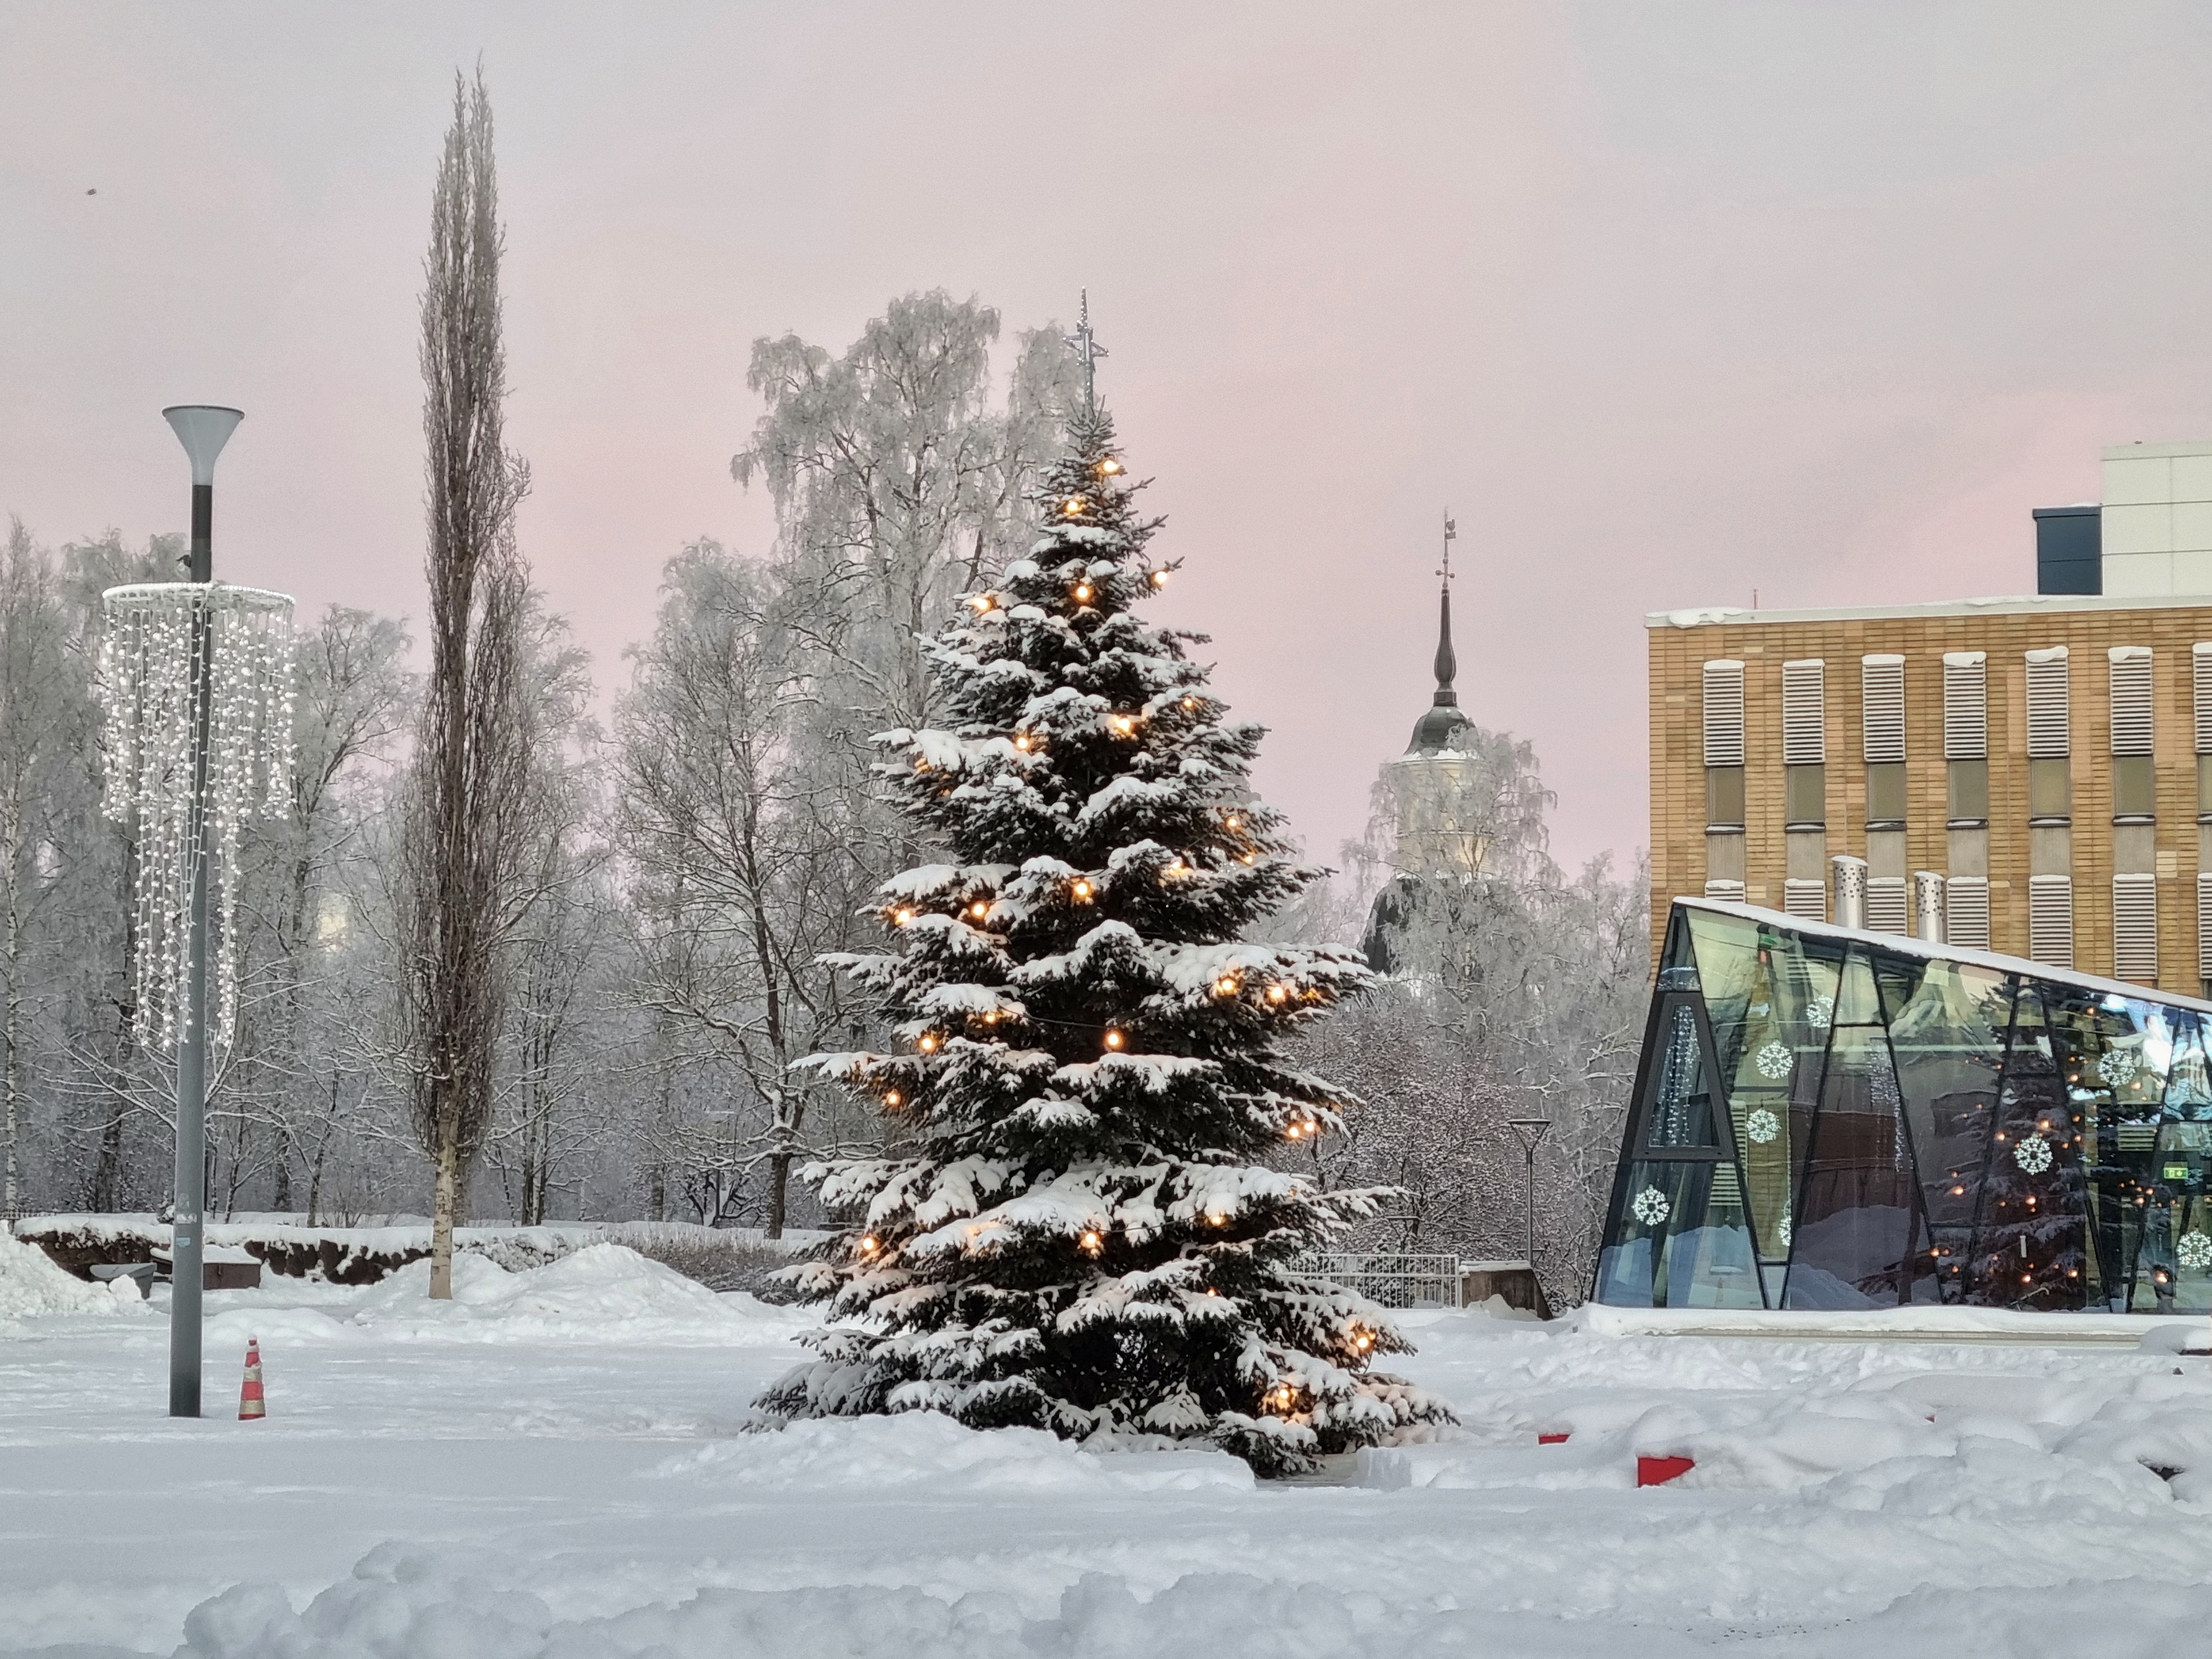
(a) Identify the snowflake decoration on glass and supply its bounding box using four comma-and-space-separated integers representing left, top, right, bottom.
98, 583, 296, 1054
2012, 1133, 2053, 1175
1630, 1186, 1671, 1227
2179, 1233, 2212, 1272
1775, 1212, 1792, 1249
1745, 1107, 1781, 1144
1753, 1041, 1793, 1081
2097, 1047, 2140, 1088
1804, 995, 1834, 1031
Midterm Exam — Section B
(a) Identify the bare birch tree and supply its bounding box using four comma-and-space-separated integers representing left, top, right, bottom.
398, 69, 534, 1297
0, 521, 81, 1216
614, 544, 878, 1236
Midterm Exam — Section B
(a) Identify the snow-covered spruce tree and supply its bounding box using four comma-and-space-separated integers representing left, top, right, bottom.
755, 409, 1453, 1475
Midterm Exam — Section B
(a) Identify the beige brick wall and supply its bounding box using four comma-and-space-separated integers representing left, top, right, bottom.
1649, 605, 2212, 995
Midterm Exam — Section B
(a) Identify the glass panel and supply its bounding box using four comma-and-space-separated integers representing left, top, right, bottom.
1657, 907, 1701, 991
1689, 910, 1793, 1259
1974, 984, 2091, 1309
2148, 1018, 2212, 1312
1595, 1159, 1762, 1308
1643, 1001, 1719, 1150
1784, 1022, 1920, 1308
2165, 1020, 2212, 1120
1877, 951, 2011, 1305
1833, 947, 1882, 1029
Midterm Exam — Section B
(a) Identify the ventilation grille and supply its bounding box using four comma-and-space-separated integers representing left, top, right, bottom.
1703, 878, 1746, 902
2028, 874, 2074, 970
2110, 648, 2154, 757
1945, 878, 1990, 950
1944, 653, 1987, 760
1782, 878, 1827, 922
2196, 645, 2212, 755
2114, 873, 2159, 982
2025, 647, 2069, 759
2199, 872, 2212, 984
2117, 1124, 2160, 1152
1861, 656, 1904, 765
1866, 876, 1908, 935
1782, 660, 1826, 766
1702, 660, 1746, 766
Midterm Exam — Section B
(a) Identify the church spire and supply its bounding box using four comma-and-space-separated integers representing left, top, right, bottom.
1433, 513, 1458, 708
1403, 511, 1475, 755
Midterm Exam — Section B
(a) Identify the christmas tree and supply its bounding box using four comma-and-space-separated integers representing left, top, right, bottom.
755, 397, 1453, 1476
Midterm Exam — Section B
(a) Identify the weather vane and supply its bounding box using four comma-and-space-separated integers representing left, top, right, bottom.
1064, 289, 1109, 416
1439, 511, 1457, 585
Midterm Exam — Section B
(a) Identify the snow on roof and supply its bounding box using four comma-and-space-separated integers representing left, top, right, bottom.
1649, 591, 2212, 629
1673, 895, 2212, 1016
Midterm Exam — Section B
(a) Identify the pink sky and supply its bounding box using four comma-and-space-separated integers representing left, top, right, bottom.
4, 3, 2209, 872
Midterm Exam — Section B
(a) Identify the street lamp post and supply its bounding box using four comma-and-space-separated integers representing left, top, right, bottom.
1505, 1118, 1553, 1269
160, 403, 241, 1419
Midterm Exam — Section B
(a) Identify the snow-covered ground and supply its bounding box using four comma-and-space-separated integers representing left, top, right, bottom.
6, 1233, 2212, 1657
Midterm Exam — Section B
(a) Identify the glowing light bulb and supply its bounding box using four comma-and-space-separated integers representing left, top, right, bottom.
884, 1090, 901, 1108
969, 901, 989, 918
860, 1236, 879, 1254
1074, 583, 1093, 602
1065, 496, 1088, 515
893, 908, 915, 927
1224, 815, 1241, 830
1150, 569, 1167, 587
1239, 853, 1256, 865
1080, 1231, 1103, 1255
1112, 714, 1136, 735
1014, 734, 1032, 752
1166, 859, 1186, 877
1099, 459, 1121, 475
919, 1034, 940, 1053
969, 594, 995, 612
1104, 1029, 1126, 1051
1267, 984, 1289, 1004
1181, 697, 1197, 710
1215, 976, 1239, 996
1072, 879, 1094, 902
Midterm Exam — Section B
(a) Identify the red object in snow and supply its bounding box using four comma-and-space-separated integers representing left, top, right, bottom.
1538, 1432, 1570, 1445
1637, 1454, 1692, 1487
239, 1338, 266, 1421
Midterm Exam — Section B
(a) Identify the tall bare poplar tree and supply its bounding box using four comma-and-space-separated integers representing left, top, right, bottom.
400, 69, 532, 1297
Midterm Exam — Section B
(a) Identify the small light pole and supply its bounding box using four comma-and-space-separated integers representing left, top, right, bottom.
1505, 1118, 1552, 1268
161, 403, 241, 1419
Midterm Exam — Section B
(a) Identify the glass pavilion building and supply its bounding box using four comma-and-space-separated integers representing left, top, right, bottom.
1596, 898, 2212, 1313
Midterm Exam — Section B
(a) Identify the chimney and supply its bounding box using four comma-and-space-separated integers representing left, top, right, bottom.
1831, 855, 1867, 930
1912, 872, 1945, 944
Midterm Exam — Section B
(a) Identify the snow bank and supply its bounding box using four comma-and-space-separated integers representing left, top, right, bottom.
0, 1231, 141, 1323
161, 1540, 2212, 1659
331, 1245, 813, 1345
654, 1413, 1252, 1494
1357, 1358, 2212, 1514
184, 1245, 819, 1348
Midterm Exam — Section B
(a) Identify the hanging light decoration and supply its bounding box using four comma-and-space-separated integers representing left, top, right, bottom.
98, 582, 295, 1052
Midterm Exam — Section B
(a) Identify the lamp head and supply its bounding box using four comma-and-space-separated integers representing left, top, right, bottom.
163, 405, 244, 486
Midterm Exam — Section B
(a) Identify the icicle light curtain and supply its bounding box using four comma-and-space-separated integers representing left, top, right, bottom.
98, 583, 297, 1052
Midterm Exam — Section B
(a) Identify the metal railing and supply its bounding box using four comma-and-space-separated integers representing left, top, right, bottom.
1306, 1251, 1463, 1309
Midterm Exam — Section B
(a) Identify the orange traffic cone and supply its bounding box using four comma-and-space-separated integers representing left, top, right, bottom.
239, 1338, 266, 1421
